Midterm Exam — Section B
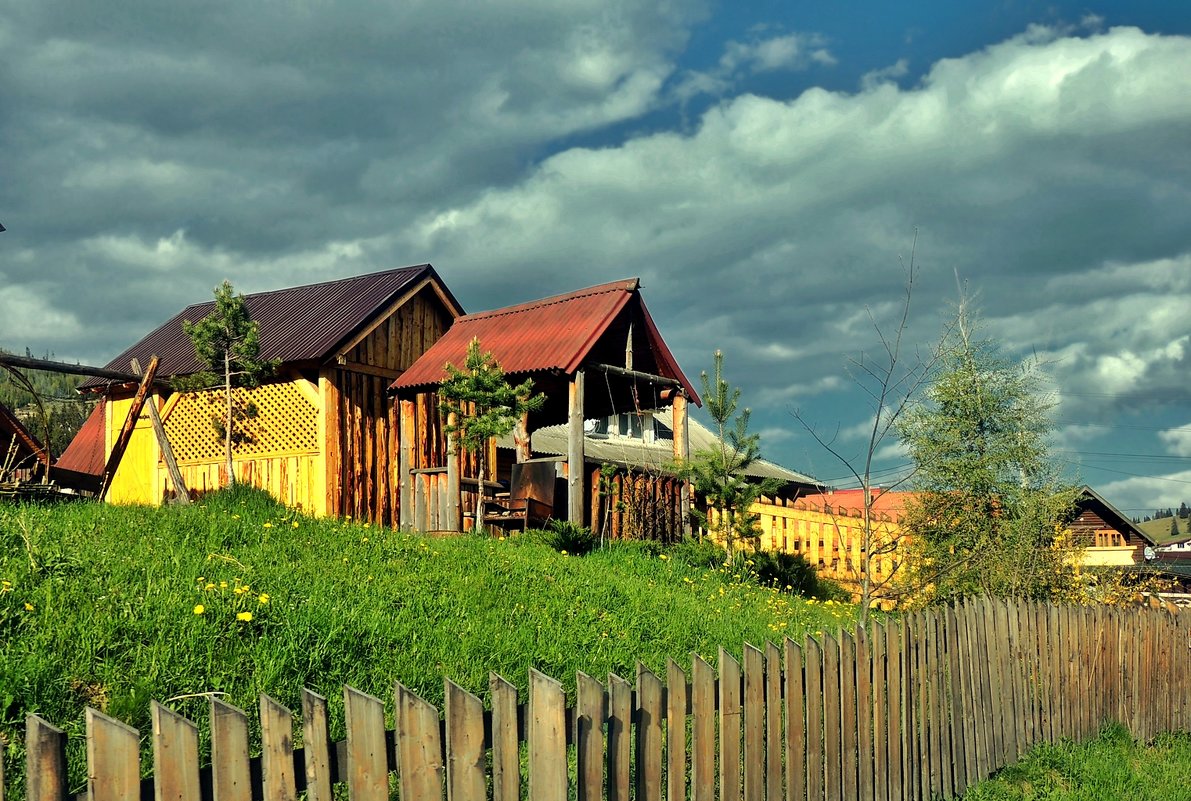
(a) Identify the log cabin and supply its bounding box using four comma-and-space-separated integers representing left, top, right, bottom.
389, 278, 701, 536
69, 265, 463, 524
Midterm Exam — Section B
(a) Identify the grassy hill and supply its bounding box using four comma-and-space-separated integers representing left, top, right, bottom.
1138, 515, 1191, 545
0, 487, 855, 792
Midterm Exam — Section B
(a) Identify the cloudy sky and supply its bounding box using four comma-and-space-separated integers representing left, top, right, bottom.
2, 0, 1190, 516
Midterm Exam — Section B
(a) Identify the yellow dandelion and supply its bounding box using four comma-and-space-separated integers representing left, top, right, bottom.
24, 602, 35, 611
193, 604, 205, 615
219, 581, 229, 590
236, 611, 253, 622
362, 537, 369, 543
291, 521, 299, 529
263, 522, 273, 529
258, 593, 270, 605
234, 586, 247, 596
659, 554, 669, 560
196, 576, 205, 582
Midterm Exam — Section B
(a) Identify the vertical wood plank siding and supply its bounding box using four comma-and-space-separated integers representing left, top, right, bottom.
11, 601, 1189, 801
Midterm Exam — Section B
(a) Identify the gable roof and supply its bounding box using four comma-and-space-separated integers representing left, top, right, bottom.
1075, 485, 1157, 546
1, 401, 47, 468
391, 278, 699, 403
82, 265, 462, 389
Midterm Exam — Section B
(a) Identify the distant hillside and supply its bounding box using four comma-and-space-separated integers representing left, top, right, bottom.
1138, 514, 1191, 545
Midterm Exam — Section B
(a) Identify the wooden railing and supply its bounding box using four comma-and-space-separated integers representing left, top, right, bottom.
9, 600, 1189, 801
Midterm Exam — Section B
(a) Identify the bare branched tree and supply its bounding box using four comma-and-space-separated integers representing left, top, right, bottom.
791, 232, 950, 623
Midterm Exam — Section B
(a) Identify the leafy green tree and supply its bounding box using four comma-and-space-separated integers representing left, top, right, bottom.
438, 338, 544, 532
181, 281, 276, 487
896, 301, 1079, 602
683, 351, 781, 558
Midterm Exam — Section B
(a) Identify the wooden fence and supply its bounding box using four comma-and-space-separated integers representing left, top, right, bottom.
8, 600, 1190, 801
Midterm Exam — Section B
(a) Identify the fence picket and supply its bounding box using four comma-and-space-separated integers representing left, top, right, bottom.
636, 664, 663, 801
821, 634, 842, 801
785, 639, 806, 801
209, 699, 251, 801
301, 690, 334, 801
804, 637, 824, 801
86, 708, 140, 801
396, 683, 445, 801
489, 673, 520, 801
856, 627, 874, 801
608, 672, 632, 801
576, 672, 606, 801
666, 659, 688, 801
529, 669, 567, 801
840, 631, 859, 801
692, 655, 716, 801
765, 642, 783, 801
743, 643, 764, 801
24, 715, 67, 801
445, 679, 486, 801
151, 701, 201, 801
344, 687, 388, 801
720, 647, 743, 801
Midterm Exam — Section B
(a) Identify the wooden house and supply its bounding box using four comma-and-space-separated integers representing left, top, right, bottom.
72, 265, 463, 523
1069, 484, 1158, 566
390, 278, 700, 536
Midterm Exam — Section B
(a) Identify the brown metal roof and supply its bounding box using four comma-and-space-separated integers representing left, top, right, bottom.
54, 398, 106, 476
391, 278, 699, 404
82, 265, 462, 389
1, 400, 47, 464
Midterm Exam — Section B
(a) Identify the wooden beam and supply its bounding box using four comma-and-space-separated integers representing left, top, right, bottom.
131, 359, 189, 506
398, 398, 415, 527
589, 362, 682, 388
445, 412, 460, 532
0, 353, 140, 383
513, 412, 531, 464
334, 360, 404, 381
568, 370, 585, 525
672, 392, 691, 537
99, 356, 158, 501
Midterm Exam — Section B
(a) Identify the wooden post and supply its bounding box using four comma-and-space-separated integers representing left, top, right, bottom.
99, 356, 159, 501
445, 412, 460, 532
567, 370, 584, 525
513, 412, 531, 464
131, 359, 189, 505
671, 392, 690, 536
398, 398, 414, 527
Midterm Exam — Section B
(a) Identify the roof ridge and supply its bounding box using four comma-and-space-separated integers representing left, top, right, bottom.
462, 278, 639, 321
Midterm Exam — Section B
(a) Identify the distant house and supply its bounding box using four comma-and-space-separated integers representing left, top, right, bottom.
391, 278, 701, 538
68, 265, 463, 524
1068, 485, 1158, 566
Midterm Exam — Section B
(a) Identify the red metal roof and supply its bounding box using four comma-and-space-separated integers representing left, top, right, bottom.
55, 398, 106, 476
392, 278, 699, 403
82, 265, 462, 389
1, 401, 47, 465
799, 488, 915, 518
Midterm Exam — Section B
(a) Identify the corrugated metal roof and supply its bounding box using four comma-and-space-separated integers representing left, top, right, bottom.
1, 401, 46, 463
54, 398, 106, 475
392, 278, 698, 402
82, 265, 461, 389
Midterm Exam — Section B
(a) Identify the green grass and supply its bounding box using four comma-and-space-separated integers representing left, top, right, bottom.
0, 487, 856, 793
961, 723, 1191, 801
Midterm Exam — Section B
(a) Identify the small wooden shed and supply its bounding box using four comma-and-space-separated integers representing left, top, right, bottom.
75, 265, 463, 523
0, 400, 48, 482
390, 278, 700, 535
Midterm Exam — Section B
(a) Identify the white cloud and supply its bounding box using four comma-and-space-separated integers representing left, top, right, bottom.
1160, 424, 1191, 457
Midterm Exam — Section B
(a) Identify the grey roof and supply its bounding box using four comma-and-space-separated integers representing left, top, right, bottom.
499, 414, 822, 487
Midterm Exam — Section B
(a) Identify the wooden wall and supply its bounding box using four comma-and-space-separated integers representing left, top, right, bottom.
327, 285, 455, 527
589, 465, 685, 543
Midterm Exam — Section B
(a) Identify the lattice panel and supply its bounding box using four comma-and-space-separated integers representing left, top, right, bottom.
163, 382, 318, 462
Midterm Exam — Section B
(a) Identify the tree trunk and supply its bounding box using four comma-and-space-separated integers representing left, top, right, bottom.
224, 351, 236, 487
475, 445, 485, 535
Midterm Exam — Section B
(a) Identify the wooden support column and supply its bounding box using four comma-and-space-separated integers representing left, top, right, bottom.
513, 412, 531, 464
568, 370, 585, 525
445, 411, 461, 532
398, 398, 415, 528
672, 392, 691, 537
131, 358, 189, 505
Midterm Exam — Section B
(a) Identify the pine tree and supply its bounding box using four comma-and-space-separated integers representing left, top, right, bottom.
181, 281, 276, 486
897, 303, 1079, 601
438, 338, 544, 532
683, 351, 781, 558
